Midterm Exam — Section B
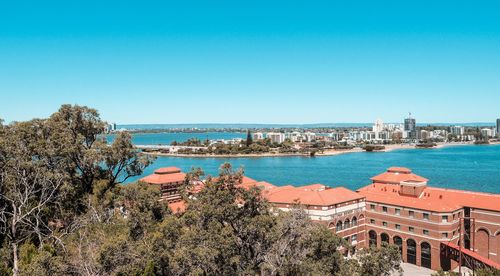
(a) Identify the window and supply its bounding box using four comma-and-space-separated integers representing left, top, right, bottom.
423, 213, 429, 220
423, 230, 429, 235
409, 227, 414, 232
383, 221, 388, 227
336, 221, 343, 232
452, 231, 456, 236
395, 224, 401, 230
370, 204, 375, 211
442, 233, 448, 238
409, 211, 414, 218
382, 206, 388, 213
395, 208, 401, 215
344, 219, 350, 230
370, 219, 375, 224
352, 234, 357, 242
442, 215, 448, 223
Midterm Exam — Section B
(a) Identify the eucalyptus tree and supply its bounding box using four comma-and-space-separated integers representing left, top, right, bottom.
0, 105, 153, 276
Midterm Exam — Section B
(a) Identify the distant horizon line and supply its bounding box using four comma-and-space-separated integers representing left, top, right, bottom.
115, 122, 497, 129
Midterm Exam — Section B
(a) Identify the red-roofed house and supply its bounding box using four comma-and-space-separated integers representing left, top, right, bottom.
139, 167, 186, 202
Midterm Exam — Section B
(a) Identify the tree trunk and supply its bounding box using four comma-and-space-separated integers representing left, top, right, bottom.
12, 242, 19, 276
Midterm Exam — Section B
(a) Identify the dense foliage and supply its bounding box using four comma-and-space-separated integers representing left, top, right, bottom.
0, 105, 403, 276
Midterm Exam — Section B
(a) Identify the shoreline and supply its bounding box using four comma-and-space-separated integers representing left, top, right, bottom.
141, 141, 496, 158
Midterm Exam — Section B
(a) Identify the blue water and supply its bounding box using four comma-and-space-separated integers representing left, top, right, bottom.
107, 132, 246, 145
127, 144, 500, 194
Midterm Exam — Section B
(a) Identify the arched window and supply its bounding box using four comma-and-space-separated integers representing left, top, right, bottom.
381, 233, 390, 246
407, 239, 417, 265
421, 242, 432, 269
393, 236, 403, 255
336, 221, 343, 232
369, 230, 377, 248
328, 222, 335, 229
476, 228, 490, 259
344, 219, 350, 230
351, 217, 358, 227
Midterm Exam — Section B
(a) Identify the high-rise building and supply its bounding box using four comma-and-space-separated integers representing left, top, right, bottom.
372, 119, 384, 133
450, 126, 464, 136
404, 114, 416, 139
481, 128, 493, 138
497, 119, 500, 136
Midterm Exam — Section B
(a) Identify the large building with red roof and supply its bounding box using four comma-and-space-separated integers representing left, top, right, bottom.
263, 184, 367, 248
139, 167, 186, 202
232, 166, 500, 271
139, 165, 500, 271
358, 167, 500, 271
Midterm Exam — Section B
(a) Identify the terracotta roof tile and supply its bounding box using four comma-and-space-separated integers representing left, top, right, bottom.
154, 167, 182, 174
168, 200, 187, 214
265, 185, 363, 206
139, 172, 186, 185
371, 170, 428, 184
357, 182, 500, 212
237, 181, 276, 191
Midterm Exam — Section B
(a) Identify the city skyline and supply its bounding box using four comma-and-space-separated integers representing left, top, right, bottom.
2, 1, 500, 124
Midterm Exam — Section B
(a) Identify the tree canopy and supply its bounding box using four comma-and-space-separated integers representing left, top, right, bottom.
0, 105, 403, 276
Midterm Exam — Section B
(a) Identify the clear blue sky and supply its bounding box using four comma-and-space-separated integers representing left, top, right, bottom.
1, 0, 500, 124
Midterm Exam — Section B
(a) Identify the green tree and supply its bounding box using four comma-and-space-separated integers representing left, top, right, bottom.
357, 244, 403, 276
0, 105, 157, 276
102, 131, 155, 192
246, 129, 253, 147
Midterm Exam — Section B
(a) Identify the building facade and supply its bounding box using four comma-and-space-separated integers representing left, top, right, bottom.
139, 167, 186, 202
140, 166, 500, 271
357, 167, 500, 271
404, 117, 417, 140
497, 119, 500, 136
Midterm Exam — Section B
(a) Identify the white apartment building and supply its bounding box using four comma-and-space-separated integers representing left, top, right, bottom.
252, 132, 264, 140
266, 132, 286, 144
450, 126, 465, 136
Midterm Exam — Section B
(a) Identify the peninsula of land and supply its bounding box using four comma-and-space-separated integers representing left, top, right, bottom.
138, 142, 491, 158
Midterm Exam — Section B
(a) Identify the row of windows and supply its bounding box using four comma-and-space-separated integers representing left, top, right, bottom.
370, 219, 453, 238
370, 219, 431, 235
335, 217, 358, 231
370, 204, 453, 222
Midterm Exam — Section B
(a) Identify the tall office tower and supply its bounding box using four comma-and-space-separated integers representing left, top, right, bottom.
404, 113, 416, 139
497, 119, 500, 136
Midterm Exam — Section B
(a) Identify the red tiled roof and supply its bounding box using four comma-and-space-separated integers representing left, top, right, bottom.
237, 181, 276, 191
371, 168, 428, 184
387, 167, 412, 173
357, 182, 500, 212
168, 200, 187, 214
428, 186, 500, 212
155, 167, 182, 174
298, 184, 329, 191
140, 172, 186, 185
265, 185, 364, 206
